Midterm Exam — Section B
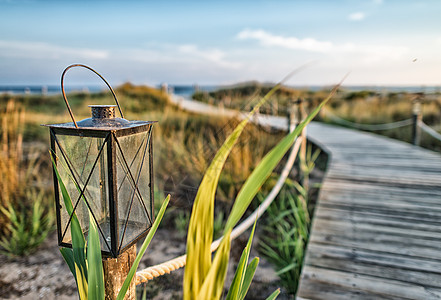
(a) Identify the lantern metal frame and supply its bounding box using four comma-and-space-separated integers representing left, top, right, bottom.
45, 64, 156, 257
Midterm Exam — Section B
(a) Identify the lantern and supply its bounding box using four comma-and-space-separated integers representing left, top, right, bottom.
45, 64, 155, 257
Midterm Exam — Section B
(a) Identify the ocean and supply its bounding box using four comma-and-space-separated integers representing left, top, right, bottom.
0, 84, 439, 96
0, 85, 105, 96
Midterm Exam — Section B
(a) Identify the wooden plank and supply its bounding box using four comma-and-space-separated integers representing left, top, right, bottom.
317, 201, 441, 221
322, 176, 440, 189
310, 230, 441, 260
326, 171, 441, 181
304, 243, 441, 276
298, 280, 405, 300
329, 165, 441, 177
305, 253, 441, 290
329, 159, 441, 169
312, 217, 441, 241
299, 266, 441, 300
320, 192, 441, 210
320, 179, 441, 199
321, 180, 441, 196
324, 172, 441, 186
314, 207, 441, 232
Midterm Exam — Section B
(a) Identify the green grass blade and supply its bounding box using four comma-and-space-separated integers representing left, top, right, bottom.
265, 288, 280, 300
50, 153, 75, 219
238, 257, 259, 300
31, 200, 41, 236
184, 84, 283, 300
197, 230, 232, 300
51, 154, 88, 285
226, 219, 257, 300
60, 247, 76, 279
116, 195, 170, 300
225, 84, 339, 232
87, 210, 105, 300
275, 262, 296, 275
226, 254, 246, 300
141, 284, 147, 300
75, 264, 88, 300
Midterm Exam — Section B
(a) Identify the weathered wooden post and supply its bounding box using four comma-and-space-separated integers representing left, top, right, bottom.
161, 82, 168, 94
103, 244, 137, 300
298, 98, 308, 190
45, 64, 156, 300
271, 100, 278, 116
287, 98, 308, 186
412, 95, 422, 146
287, 99, 298, 133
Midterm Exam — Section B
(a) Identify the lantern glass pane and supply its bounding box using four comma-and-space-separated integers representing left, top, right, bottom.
116, 129, 152, 250
55, 134, 111, 252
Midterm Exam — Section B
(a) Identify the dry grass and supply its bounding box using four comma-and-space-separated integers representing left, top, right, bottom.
153, 111, 285, 209
0, 99, 53, 253
0, 100, 25, 210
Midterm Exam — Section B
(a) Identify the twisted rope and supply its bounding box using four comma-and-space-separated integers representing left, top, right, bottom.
135, 135, 303, 285
418, 120, 441, 142
323, 108, 413, 131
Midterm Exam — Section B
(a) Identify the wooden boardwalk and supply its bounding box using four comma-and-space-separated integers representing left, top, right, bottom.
171, 95, 441, 299
298, 122, 441, 300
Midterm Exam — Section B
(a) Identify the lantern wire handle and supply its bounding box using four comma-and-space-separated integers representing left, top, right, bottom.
61, 64, 125, 128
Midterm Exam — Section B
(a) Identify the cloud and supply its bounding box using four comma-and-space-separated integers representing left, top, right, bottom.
0, 40, 240, 74
177, 44, 241, 69
237, 29, 333, 53
236, 29, 408, 61
119, 43, 241, 69
111, 43, 241, 76
348, 12, 365, 21
0, 40, 109, 60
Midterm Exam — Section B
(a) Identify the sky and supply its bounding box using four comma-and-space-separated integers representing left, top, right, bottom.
0, 0, 440, 87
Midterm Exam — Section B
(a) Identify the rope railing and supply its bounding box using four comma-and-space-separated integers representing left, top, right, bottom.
322, 107, 413, 131
135, 121, 304, 285
418, 120, 441, 142
322, 104, 441, 146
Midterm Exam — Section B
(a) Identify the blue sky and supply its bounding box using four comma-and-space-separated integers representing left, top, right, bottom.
0, 0, 440, 87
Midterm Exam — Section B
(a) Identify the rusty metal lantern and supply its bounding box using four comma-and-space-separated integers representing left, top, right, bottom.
45, 64, 155, 257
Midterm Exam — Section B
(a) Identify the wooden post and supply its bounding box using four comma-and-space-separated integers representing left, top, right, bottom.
102, 244, 137, 300
287, 99, 299, 133
298, 99, 308, 190
287, 105, 293, 133
161, 83, 168, 94
412, 98, 422, 146
272, 101, 278, 116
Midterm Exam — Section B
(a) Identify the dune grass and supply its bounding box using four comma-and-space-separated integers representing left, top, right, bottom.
0, 100, 54, 255
259, 144, 321, 295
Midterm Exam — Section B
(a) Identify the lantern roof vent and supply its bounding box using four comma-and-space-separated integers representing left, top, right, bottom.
75, 105, 131, 128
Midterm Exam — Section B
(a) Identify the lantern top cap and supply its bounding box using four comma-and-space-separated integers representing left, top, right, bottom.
88, 104, 117, 108
89, 105, 117, 120
75, 105, 130, 128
